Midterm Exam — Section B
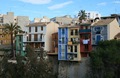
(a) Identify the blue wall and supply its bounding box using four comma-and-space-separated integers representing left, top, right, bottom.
58, 27, 68, 60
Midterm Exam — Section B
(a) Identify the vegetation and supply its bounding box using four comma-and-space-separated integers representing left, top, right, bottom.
89, 40, 120, 78
0, 45, 56, 78
3, 23, 23, 58
78, 10, 87, 23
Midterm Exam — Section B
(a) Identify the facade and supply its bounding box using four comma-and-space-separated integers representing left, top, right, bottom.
16, 33, 25, 56
0, 12, 29, 45
85, 11, 101, 19
0, 26, 11, 45
0, 12, 29, 30
79, 23, 92, 57
58, 25, 81, 61
51, 15, 73, 25
34, 16, 50, 23
47, 32, 58, 55
101, 14, 120, 25
91, 18, 120, 45
23, 22, 59, 52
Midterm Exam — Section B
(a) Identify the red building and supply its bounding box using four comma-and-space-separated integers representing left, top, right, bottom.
79, 23, 92, 57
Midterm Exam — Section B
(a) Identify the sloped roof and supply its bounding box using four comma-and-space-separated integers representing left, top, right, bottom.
26, 22, 50, 27
114, 32, 120, 38
59, 24, 79, 28
92, 19, 115, 26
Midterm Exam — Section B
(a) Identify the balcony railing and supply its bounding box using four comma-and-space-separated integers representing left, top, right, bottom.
79, 29, 91, 33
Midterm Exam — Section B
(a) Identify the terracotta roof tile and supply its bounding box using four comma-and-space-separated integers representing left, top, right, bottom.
93, 19, 115, 26
26, 22, 50, 27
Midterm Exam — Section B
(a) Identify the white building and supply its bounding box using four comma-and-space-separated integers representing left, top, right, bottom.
34, 16, 50, 23
0, 12, 29, 30
85, 11, 101, 19
23, 22, 59, 52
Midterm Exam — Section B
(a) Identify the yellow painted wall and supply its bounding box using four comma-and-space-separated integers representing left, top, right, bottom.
108, 19, 120, 40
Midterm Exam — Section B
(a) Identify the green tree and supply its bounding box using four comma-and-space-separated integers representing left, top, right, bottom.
78, 10, 87, 23
89, 40, 120, 78
0, 45, 56, 78
3, 23, 22, 58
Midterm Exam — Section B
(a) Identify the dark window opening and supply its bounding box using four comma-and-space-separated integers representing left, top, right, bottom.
41, 26, 43, 31
34, 34, 38, 41
71, 30, 73, 35
75, 29, 78, 35
75, 46, 77, 52
62, 28, 64, 34
40, 34, 42, 41
35, 27, 37, 32
29, 34, 31, 41
29, 27, 31, 32
84, 44, 89, 51
70, 46, 73, 52
75, 54, 77, 58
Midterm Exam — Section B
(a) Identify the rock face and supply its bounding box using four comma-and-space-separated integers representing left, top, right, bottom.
58, 57, 90, 78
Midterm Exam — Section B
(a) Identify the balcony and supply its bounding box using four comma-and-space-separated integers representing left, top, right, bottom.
79, 29, 91, 33
68, 41, 72, 45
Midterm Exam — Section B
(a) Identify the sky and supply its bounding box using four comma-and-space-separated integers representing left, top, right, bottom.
0, 0, 120, 20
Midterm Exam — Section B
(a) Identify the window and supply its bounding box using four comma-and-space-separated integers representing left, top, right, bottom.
29, 34, 31, 41
94, 27, 102, 34
70, 46, 73, 52
75, 54, 77, 58
34, 34, 38, 41
41, 26, 43, 31
40, 34, 42, 41
84, 44, 88, 51
71, 38, 73, 42
71, 30, 73, 35
19, 37, 22, 41
74, 46, 77, 52
62, 37, 64, 43
75, 29, 78, 35
27, 36, 28, 41
29, 27, 31, 32
35, 27, 37, 32
62, 28, 64, 34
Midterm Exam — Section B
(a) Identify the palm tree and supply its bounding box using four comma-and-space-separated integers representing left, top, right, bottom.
3, 23, 22, 58
78, 10, 87, 23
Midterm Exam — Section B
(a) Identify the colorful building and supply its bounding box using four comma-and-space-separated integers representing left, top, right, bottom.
91, 18, 120, 45
58, 25, 81, 61
47, 32, 58, 55
0, 26, 11, 45
79, 23, 92, 57
23, 22, 59, 52
15, 33, 26, 56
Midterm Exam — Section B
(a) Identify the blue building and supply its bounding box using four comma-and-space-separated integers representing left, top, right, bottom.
58, 25, 81, 61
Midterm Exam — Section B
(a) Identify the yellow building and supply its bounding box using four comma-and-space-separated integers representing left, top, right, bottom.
0, 26, 11, 45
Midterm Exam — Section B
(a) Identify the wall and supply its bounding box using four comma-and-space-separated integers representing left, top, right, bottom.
45, 22, 59, 51
58, 57, 90, 78
3, 12, 14, 23
17, 16, 29, 30
108, 19, 120, 40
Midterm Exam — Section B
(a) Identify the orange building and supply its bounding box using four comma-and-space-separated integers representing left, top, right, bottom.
47, 32, 58, 55
0, 26, 11, 45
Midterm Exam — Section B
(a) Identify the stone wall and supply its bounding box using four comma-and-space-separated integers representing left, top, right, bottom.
58, 57, 90, 78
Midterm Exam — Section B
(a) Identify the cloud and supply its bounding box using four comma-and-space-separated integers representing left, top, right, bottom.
113, 1, 120, 4
19, 0, 52, 4
97, 2, 107, 6
48, 1, 73, 10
